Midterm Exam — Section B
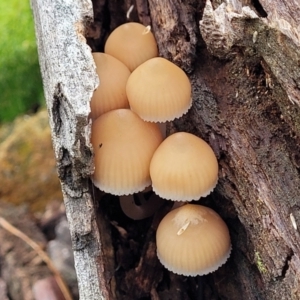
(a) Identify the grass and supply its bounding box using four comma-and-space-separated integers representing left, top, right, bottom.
0, 0, 44, 123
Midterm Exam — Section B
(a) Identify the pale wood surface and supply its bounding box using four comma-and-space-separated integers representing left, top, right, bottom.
30, 0, 114, 299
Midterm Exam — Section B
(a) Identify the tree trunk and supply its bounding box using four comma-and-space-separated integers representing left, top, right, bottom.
31, 0, 300, 299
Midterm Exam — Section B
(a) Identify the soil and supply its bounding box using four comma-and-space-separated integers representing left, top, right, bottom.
0, 200, 78, 300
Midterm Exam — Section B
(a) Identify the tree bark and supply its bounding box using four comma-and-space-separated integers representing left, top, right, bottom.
31, 0, 300, 299
30, 1, 114, 299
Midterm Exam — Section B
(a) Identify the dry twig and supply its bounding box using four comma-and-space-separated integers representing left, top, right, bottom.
0, 216, 73, 300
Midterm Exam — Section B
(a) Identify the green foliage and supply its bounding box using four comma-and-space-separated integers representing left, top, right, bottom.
0, 0, 44, 123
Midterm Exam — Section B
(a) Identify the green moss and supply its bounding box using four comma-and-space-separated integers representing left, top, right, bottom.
255, 251, 267, 274
0, 0, 44, 123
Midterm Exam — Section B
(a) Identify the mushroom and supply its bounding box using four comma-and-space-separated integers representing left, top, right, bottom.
91, 109, 163, 196
119, 186, 165, 220
104, 22, 158, 72
126, 57, 192, 122
90, 52, 131, 120
156, 204, 231, 276
150, 132, 218, 201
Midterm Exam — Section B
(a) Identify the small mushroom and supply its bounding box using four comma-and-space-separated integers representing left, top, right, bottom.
91, 109, 163, 196
126, 57, 192, 122
150, 132, 218, 201
90, 53, 131, 120
104, 22, 158, 72
156, 204, 231, 276
119, 187, 165, 220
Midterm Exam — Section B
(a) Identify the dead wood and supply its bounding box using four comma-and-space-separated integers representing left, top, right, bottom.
31, 0, 300, 299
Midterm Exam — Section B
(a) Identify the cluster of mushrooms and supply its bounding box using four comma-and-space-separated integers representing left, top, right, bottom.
90, 22, 231, 277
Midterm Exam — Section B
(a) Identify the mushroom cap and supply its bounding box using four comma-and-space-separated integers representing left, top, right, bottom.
119, 187, 165, 220
90, 53, 131, 120
126, 57, 192, 122
104, 22, 158, 72
150, 132, 218, 201
156, 204, 231, 276
91, 109, 163, 195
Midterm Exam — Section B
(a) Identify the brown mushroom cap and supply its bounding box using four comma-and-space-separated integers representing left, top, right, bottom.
104, 22, 158, 72
156, 204, 231, 276
90, 53, 131, 120
150, 132, 218, 201
126, 57, 192, 122
91, 109, 163, 195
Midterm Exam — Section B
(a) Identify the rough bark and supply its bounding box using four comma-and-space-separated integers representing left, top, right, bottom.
30, 1, 115, 299
31, 0, 300, 299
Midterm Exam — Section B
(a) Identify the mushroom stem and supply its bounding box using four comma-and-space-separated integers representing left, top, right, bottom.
119, 188, 165, 220
171, 201, 186, 210
157, 122, 166, 139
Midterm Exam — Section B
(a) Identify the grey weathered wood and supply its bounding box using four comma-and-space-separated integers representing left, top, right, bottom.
200, 0, 300, 105
30, 1, 115, 299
